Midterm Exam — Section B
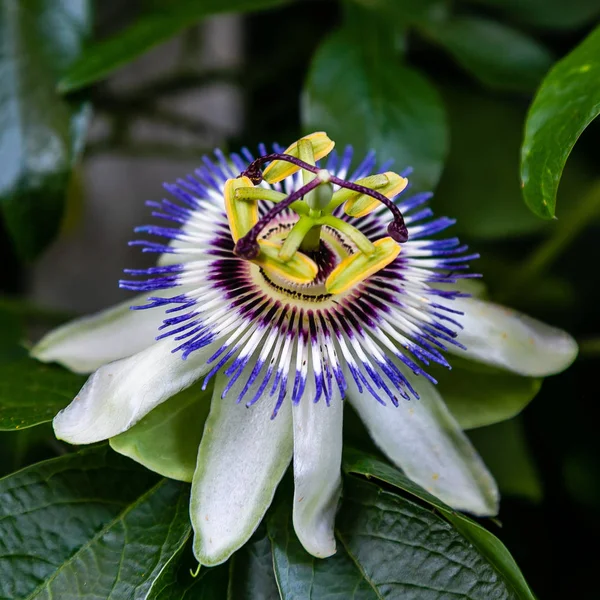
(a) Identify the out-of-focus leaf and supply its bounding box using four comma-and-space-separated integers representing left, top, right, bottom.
472, 0, 600, 30
432, 357, 542, 430
347, 0, 444, 24
469, 419, 543, 502
477, 255, 577, 312
0, 358, 85, 431
343, 449, 535, 600
0, 308, 26, 363
0, 0, 91, 259
0, 424, 55, 478
521, 25, 600, 218
229, 524, 280, 600
434, 87, 594, 239
424, 16, 552, 92
110, 383, 211, 483
58, 0, 291, 92
302, 28, 448, 191
267, 494, 377, 599
0, 445, 192, 599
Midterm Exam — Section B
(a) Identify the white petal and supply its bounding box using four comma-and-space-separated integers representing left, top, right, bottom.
53, 338, 215, 444
292, 380, 343, 558
31, 289, 187, 374
445, 296, 578, 377
191, 369, 293, 566
346, 367, 499, 516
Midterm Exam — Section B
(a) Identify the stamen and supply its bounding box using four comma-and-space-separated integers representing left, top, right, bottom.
234, 177, 322, 259
240, 153, 408, 243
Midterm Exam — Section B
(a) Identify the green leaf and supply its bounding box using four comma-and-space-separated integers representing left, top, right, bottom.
0, 445, 193, 599
110, 383, 211, 482
58, 0, 291, 93
469, 419, 543, 502
521, 25, 600, 218
471, 0, 600, 30
148, 543, 229, 600
432, 358, 542, 430
0, 0, 91, 259
0, 358, 85, 431
424, 16, 553, 92
229, 524, 280, 600
302, 28, 448, 191
343, 449, 535, 600
267, 491, 378, 599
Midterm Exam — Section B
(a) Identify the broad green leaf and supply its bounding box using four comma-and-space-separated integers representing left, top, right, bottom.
471, 0, 600, 30
0, 358, 85, 431
434, 87, 594, 240
337, 478, 517, 599
110, 383, 211, 482
267, 492, 378, 599
0, 0, 91, 259
432, 357, 542, 430
469, 419, 542, 502
302, 29, 448, 191
343, 449, 535, 600
424, 16, 552, 92
229, 524, 280, 600
521, 25, 600, 218
0, 445, 192, 599
58, 0, 291, 93
148, 544, 229, 600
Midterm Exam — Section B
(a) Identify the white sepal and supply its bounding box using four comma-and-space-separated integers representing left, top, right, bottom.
31, 289, 190, 374
191, 369, 293, 566
292, 378, 343, 558
53, 338, 214, 444
346, 365, 499, 516
447, 296, 578, 377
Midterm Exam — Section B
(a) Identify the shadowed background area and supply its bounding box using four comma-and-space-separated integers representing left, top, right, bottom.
1, 1, 599, 598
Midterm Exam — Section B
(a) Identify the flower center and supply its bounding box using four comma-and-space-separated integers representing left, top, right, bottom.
224, 132, 410, 294
258, 219, 351, 294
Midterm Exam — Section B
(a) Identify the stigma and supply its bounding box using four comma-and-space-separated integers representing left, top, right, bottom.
225, 132, 409, 293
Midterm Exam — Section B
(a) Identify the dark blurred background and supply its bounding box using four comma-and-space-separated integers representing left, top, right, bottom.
1, 1, 599, 597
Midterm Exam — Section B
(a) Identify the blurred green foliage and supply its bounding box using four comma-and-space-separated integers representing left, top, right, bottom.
1, 0, 599, 598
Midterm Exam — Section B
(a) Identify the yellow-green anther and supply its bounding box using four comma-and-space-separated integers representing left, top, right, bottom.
344, 172, 408, 218
234, 187, 310, 215
255, 240, 318, 285
318, 215, 376, 256
263, 132, 335, 184
325, 237, 401, 295
224, 176, 258, 242
327, 173, 390, 212
279, 216, 316, 262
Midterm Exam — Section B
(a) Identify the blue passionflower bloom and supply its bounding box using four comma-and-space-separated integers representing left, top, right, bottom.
33, 133, 577, 565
